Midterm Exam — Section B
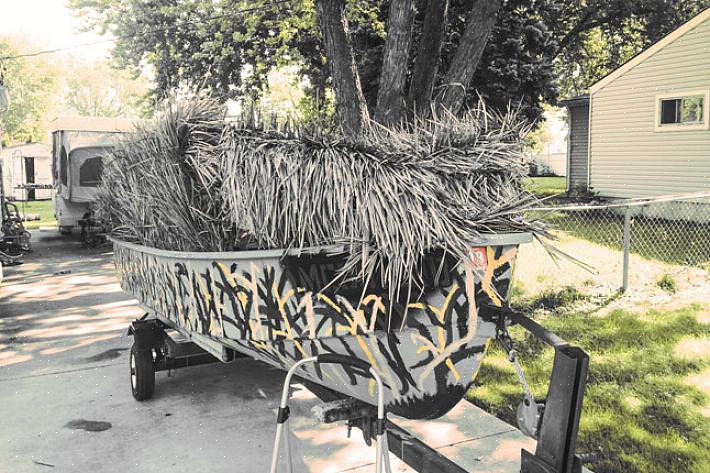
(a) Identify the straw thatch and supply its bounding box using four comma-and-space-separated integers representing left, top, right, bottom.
97, 98, 232, 251
98, 97, 544, 296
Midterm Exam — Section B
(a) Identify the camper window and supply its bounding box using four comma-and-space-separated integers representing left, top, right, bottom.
79, 157, 102, 187
60, 147, 68, 185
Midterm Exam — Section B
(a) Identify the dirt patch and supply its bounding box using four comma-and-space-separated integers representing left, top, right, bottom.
685, 368, 710, 396
674, 337, 710, 361
64, 419, 112, 432
515, 236, 710, 313
696, 309, 710, 324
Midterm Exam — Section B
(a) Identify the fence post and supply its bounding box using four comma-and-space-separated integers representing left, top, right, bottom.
622, 206, 631, 292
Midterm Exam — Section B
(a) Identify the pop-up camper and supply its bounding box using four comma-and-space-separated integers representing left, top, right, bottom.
49, 117, 134, 233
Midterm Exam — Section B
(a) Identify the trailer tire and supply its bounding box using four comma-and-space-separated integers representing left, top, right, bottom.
130, 343, 155, 401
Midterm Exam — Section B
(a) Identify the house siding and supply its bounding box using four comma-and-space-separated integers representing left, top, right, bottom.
589, 16, 710, 199
567, 104, 590, 194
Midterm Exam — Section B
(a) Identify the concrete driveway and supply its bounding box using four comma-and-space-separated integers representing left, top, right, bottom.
0, 231, 536, 473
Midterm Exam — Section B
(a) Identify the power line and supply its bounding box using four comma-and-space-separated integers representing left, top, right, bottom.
0, 38, 115, 61
0, 0, 295, 62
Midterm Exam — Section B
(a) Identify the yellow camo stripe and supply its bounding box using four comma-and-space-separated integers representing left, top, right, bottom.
356, 335, 378, 370
445, 358, 460, 382
316, 293, 342, 313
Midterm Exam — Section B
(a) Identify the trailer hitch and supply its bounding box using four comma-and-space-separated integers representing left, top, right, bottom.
481, 306, 589, 473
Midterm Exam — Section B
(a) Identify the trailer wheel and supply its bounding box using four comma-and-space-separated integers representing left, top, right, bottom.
130, 343, 155, 401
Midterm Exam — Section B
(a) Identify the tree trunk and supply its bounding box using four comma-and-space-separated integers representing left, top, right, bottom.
407, 0, 449, 118
374, 0, 416, 126
314, 0, 369, 139
435, 0, 502, 115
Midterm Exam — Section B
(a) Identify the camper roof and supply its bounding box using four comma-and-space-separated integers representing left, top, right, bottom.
48, 116, 135, 134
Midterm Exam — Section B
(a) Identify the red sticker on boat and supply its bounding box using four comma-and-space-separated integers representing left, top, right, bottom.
470, 247, 487, 271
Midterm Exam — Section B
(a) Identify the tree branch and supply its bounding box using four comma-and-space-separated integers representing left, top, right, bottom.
374, 0, 416, 126
434, 0, 502, 116
407, 0, 449, 118
555, 18, 610, 62
314, 0, 369, 139
555, 9, 596, 55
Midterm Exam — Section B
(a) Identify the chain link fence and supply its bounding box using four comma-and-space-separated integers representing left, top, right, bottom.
513, 192, 710, 304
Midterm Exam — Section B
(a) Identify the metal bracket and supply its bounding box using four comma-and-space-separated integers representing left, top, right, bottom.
497, 327, 545, 438
481, 306, 589, 473
313, 398, 378, 446
127, 316, 237, 371
128, 317, 168, 351
302, 380, 467, 473
520, 345, 588, 473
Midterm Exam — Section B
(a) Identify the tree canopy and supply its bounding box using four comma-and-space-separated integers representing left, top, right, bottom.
69, 0, 710, 132
0, 36, 61, 145
63, 57, 149, 118
0, 35, 149, 146
549, 0, 710, 97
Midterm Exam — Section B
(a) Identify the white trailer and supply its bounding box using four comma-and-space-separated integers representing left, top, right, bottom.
49, 117, 134, 234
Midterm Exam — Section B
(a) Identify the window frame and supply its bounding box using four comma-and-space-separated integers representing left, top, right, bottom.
60, 147, 68, 186
78, 156, 103, 187
654, 89, 710, 132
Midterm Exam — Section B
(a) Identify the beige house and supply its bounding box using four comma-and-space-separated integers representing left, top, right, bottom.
562, 7, 710, 199
0, 142, 53, 201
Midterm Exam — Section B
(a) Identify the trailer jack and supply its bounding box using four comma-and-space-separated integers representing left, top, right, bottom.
483, 306, 590, 473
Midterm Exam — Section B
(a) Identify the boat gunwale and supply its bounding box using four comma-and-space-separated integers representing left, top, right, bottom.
111, 233, 533, 261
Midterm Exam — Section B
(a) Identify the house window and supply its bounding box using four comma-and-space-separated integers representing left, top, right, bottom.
656, 90, 710, 131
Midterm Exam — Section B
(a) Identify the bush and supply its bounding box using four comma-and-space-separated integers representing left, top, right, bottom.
657, 274, 677, 294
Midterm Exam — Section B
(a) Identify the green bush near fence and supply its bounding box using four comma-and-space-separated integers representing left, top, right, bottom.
468, 302, 710, 473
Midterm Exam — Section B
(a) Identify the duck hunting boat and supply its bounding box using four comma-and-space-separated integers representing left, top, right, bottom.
106, 100, 589, 473
115, 232, 528, 419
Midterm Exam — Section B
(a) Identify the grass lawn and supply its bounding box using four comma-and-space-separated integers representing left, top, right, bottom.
524, 176, 566, 198
468, 302, 710, 473
11, 200, 56, 229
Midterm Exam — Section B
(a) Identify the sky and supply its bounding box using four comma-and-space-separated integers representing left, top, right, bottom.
1, 0, 113, 60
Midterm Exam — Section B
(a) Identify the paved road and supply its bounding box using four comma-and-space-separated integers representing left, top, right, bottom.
1, 232, 293, 473
0, 231, 536, 473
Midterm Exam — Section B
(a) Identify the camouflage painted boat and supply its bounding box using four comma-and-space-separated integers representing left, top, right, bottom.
113, 232, 531, 420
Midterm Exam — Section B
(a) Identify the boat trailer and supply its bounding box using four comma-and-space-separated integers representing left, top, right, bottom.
127, 304, 589, 473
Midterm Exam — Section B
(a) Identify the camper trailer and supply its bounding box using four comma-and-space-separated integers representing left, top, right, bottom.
49, 117, 133, 234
